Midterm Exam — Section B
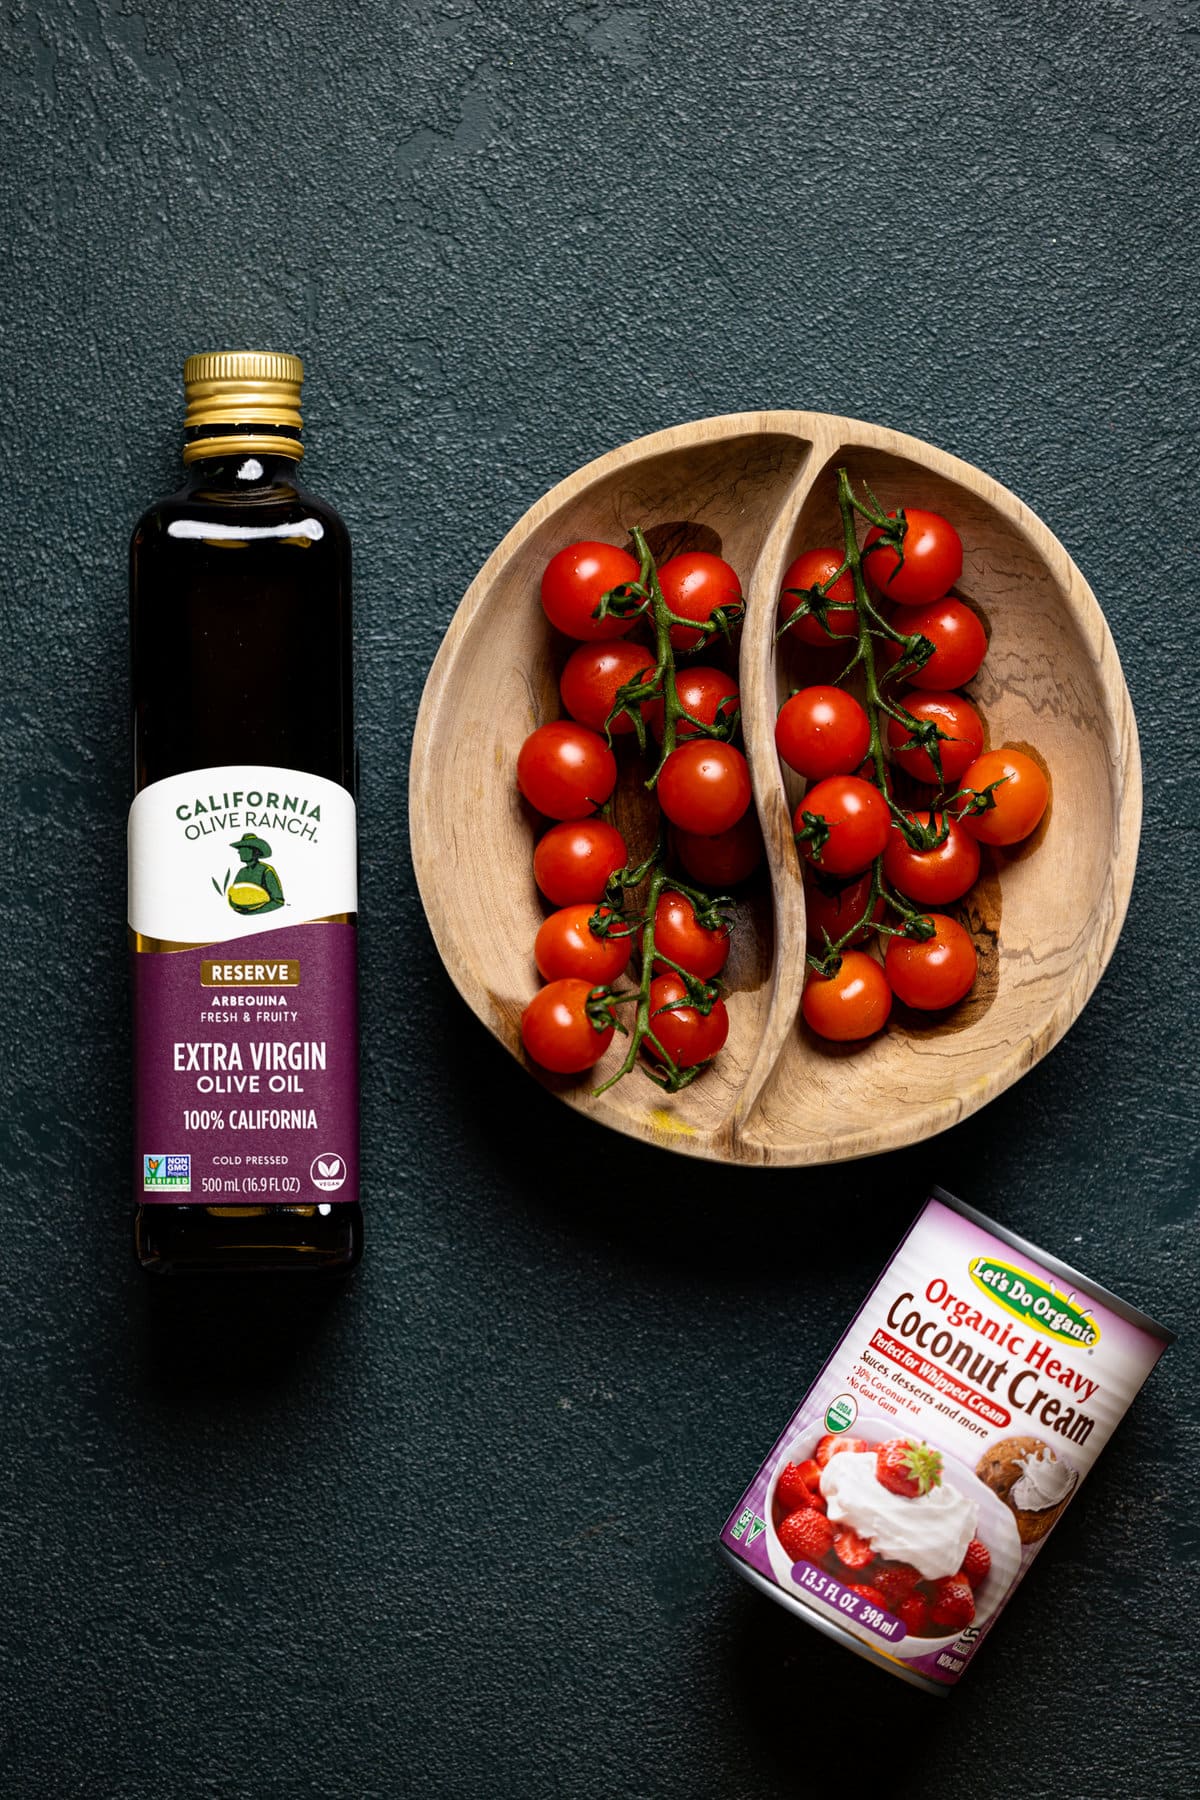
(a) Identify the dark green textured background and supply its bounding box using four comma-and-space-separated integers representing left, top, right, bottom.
2, 3, 1197, 1795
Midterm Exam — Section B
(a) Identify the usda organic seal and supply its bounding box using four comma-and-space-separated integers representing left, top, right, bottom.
824, 1394, 858, 1433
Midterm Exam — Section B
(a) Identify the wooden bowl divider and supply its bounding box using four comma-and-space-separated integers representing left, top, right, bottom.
410, 411, 1140, 1165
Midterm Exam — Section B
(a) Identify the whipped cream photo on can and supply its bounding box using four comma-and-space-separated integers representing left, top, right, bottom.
719, 1188, 1173, 1693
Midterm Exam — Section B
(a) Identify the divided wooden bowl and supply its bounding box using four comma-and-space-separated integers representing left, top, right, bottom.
409, 411, 1140, 1165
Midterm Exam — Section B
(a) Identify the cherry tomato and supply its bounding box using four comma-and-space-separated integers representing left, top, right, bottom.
893, 597, 987, 690
863, 509, 963, 606
521, 978, 615, 1073
794, 775, 891, 877
957, 749, 1049, 846
887, 692, 984, 786
882, 812, 981, 906
647, 973, 729, 1068
645, 666, 740, 742
885, 914, 977, 1009
658, 740, 752, 836
776, 686, 871, 782
675, 812, 763, 887
805, 870, 885, 947
802, 952, 892, 1041
533, 819, 628, 906
777, 548, 858, 645
658, 552, 743, 653
559, 641, 655, 736
517, 721, 617, 819
534, 904, 633, 984
651, 890, 730, 980
541, 541, 640, 641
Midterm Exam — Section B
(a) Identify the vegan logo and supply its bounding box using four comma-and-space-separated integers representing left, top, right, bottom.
144, 1153, 191, 1191
310, 1152, 346, 1193
969, 1256, 1100, 1348
212, 834, 285, 916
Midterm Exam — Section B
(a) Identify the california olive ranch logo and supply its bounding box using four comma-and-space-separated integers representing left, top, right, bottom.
213, 834, 285, 916
969, 1255, 1101, 1348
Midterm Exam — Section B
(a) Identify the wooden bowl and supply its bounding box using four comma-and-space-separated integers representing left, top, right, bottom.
409, 411, 1139, 1165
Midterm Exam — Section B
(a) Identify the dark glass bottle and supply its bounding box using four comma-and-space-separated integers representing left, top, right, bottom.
129, 352, 361, 1272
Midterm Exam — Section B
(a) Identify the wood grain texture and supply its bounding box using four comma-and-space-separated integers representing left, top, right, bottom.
409, 412, 1140, 1165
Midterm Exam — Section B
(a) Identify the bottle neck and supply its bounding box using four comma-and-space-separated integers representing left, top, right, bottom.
183, 422, 304, 470
181, 446, 304, 494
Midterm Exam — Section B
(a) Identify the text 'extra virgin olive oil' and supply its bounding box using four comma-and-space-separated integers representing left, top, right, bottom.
129, 351, 361, 1273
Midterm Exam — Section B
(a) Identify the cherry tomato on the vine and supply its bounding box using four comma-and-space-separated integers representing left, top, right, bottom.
534, 904, 633, 985
521, 978, 616, 1073
957, 749, 1049, 846
658, 552, 743, 653
794, 775, 891, 877
885, 914, 977, 1009
882, 811, 981, 907
517, 721, 617, 819
887, 692, 984, 786
541, 541, 641, 641
777, 548, 859, 645
647, 973, 729, 1068
862, 509, 963, 606
892, 597, 987, 690
802, 952, 892, 1041
559, 640, 655, 736
675, 811, 763, 887
776, 686, 871, 782
658, 740, 752, 836
646, 666, 739, 742
533, 819, 628, 906
651, 890, 731, 981
804, 869, 885, 948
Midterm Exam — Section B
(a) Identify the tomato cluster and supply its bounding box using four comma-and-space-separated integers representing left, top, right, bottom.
510, 487, 1051, 1076
778, 488, 1049, 1040
517, 538, 759, 1085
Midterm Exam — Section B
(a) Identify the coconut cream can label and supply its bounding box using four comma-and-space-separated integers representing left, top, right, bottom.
129, 352, 361, 1273
719, 1189, 1172, 1692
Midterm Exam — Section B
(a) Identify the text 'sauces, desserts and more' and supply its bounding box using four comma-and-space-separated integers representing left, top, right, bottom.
719, 1189, 1172, 1693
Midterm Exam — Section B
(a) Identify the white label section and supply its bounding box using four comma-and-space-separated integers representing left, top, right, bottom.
129, 764, 357, 943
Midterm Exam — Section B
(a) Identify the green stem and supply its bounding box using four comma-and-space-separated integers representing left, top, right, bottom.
603, 528, 745, 783
804, 474, 938, 975
836, 469, 891, 798
774, 560, 858, 643
593, 862, 703, 1096
631, 528, 683, 773
587, 531, 739, 1093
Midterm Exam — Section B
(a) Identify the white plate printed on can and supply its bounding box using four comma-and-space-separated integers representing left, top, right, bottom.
765, 1415, 1022, 1660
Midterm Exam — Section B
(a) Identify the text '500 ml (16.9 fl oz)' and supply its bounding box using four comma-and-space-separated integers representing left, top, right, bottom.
128, 351, 361, 1273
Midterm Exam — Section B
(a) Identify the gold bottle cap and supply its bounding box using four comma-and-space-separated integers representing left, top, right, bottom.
182, 349, 305, 462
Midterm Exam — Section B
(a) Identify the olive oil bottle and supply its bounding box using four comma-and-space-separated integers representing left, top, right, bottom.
129, 352, 361, 1272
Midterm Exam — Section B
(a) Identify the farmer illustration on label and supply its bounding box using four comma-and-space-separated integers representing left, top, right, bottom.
225, 833, 285, 915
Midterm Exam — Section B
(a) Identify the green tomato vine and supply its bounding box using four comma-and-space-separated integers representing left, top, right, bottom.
782, 469, 1005, 978
581, 527, 744, 1094
568, 489, 1008, 1080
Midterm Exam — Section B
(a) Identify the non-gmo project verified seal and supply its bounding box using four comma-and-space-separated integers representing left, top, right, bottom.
143, 1153, 191, 1192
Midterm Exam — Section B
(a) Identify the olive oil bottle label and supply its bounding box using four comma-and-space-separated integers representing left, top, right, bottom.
129, 763, 356, 942
129, 765, 359, 1205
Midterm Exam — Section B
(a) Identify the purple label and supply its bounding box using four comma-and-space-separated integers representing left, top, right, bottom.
788, 1562, 907, 1642
720, 1193, 1171, 1691
133, 921, 358, 1205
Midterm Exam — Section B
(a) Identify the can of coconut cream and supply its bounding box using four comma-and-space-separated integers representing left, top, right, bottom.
718, 1188, 1173, 1693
